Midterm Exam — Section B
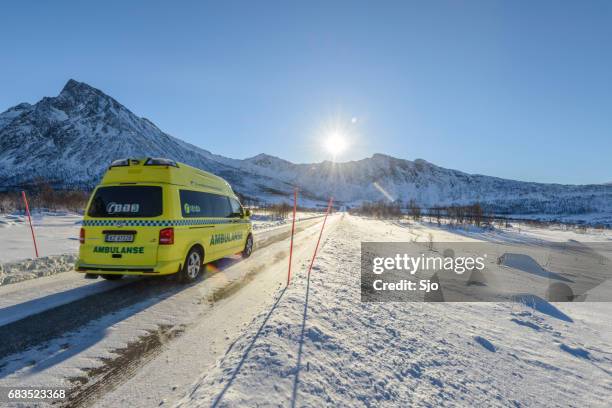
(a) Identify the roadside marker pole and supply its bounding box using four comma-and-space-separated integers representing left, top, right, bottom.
287, 187, 298, 286
306, 197, 334, 279
21, 191, 39, 258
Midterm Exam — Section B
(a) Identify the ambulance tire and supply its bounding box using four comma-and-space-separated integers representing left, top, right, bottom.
102, 274, 123, 280
179, 246, 203, 283
242, 234, 254, 258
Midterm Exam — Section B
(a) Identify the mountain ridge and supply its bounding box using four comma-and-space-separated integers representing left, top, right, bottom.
0, 79, 610, 222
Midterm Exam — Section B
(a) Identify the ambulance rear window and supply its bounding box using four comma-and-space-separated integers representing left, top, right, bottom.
88, 186, 163, 218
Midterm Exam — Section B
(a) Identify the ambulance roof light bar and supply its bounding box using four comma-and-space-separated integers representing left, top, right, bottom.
144, 158, 179, 167
109, 158, 141, 169
109, 158, 130, 168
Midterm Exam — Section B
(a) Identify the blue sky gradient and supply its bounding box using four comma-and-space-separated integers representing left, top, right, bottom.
2, 1, 611, 184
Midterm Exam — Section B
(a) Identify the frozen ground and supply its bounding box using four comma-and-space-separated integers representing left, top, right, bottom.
177, 215, 612, 407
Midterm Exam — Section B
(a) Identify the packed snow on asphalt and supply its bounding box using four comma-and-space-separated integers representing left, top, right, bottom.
0, 213, 610, 407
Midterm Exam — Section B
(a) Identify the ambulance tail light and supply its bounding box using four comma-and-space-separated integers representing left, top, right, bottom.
159, 228, 174, 245
79, 228, 85, 244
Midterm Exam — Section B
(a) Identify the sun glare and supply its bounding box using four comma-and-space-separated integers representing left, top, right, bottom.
324, 132, 348, 157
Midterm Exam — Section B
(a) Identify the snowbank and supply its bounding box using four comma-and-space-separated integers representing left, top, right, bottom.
0, 254, 76, 286
250, 212, 323, 231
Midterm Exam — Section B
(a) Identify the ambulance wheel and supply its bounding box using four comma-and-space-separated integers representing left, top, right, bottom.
102, 274, 123, 280
180, 247, 203, 283
242, 234, 254, 258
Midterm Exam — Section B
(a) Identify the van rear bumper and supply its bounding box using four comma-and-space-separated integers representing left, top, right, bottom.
75, 259, 181, 275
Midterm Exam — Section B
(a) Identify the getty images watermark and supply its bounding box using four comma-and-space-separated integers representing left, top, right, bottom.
361, 242, 612, 302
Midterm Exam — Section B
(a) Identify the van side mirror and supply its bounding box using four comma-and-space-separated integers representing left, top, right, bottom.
245, 208, 252, 217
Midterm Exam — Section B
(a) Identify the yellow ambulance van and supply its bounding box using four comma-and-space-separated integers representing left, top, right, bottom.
76, 158, 253, 283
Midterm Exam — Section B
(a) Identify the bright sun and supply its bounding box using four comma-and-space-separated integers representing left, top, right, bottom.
324, 132, 348, 157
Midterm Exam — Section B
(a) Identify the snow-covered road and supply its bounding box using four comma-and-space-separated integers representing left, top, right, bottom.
0, 213, 340, 407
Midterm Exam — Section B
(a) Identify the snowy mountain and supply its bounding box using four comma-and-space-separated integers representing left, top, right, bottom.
235, 153, 612, 217
0, 80, 610, 219
0, 80, 292, 202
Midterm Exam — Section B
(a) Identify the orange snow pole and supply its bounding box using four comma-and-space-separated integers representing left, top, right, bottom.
306, 197, 333, 279
287, 187, 298, 286
22, 191, 39, 258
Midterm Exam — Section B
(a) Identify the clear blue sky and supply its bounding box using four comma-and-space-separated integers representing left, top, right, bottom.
2, 1, 611, 184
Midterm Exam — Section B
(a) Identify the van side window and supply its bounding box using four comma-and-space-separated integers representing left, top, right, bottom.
179, 190, 232, 218
229, 198, 243, 217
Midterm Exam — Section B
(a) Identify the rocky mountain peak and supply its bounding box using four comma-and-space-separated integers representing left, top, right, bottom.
59, 79, 98, 97
53, 79, 122, 115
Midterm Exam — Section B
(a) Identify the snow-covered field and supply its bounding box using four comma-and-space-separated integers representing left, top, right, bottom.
0, 212, 81, 263
177, 215, 612, 407
0, 214, 610, 407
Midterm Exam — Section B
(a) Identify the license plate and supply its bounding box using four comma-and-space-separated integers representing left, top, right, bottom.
105, 234, 134, 243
